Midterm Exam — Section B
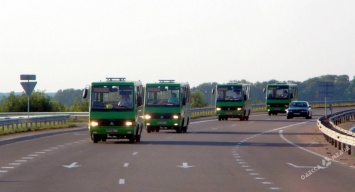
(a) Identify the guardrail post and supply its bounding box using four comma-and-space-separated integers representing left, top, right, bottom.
348, 145, 351, 155
338, 141, 342, 150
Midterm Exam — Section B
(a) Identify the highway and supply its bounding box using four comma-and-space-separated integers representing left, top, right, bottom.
0, 108, 354, 192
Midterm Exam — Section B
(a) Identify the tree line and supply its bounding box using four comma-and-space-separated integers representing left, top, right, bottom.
192, 74, 355, 106
0, 75, 354, 112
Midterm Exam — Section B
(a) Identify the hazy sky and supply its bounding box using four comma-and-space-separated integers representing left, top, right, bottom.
1, 0, 354, 92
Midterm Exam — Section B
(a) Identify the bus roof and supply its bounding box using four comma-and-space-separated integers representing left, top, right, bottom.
146, 80, 189, 87
267, 83, 297, 87
91, 77, 142, 86
217, 83, 250, 86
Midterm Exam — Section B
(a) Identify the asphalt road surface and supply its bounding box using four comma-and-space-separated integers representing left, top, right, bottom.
0, 108, 354, 192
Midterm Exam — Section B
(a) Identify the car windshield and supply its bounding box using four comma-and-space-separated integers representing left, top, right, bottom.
91, 85, 134, 111
217, 86, 243, 101
267, 86, 289, 99
145, 86, 180, 106
290, 102, 307, 107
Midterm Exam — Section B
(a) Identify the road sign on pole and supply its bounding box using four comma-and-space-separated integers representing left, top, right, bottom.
20, 82, 37, 96
20, 74, 37, 117
20, 74, 36, 81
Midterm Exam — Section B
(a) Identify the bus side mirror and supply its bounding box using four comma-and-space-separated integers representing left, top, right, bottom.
182, 98, 187, 105
290, 93, 294, 99
263, 88, 266, 93
82, 88, 88, 99
212, 89, 215, 94
137, 96, 143, 106
244, 95, 247, 101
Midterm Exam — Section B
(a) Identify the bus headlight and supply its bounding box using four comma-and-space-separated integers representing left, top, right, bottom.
237, 108, 242, 111
216, 107, 221, 111
125, 121, 133, 126
91, 121, 99, 127
173, 115, 179, 119
145, 115, 151, 120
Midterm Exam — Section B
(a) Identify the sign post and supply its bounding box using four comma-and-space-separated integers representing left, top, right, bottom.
20, 74, 37, 117
317, 82, 334, 117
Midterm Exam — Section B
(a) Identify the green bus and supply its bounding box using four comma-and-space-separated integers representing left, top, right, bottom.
83, 77, 144, 143
144, 80, 191, 133
263, 82, 298, 115
212, 83, 251, 121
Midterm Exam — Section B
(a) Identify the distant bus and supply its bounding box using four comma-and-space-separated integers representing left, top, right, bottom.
212, 83, 251, 121
144, 80, 191, 133
83, 77, 144, 143
263, 82, 298, 115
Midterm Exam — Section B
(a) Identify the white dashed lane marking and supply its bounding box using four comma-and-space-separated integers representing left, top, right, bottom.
118, 179, 125, 185
0, 139, 89, 176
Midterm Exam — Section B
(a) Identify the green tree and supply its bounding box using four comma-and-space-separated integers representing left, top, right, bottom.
0, 91, 65, 112
69, 98, 89, 112
53, 89, 83, 106
191, 82, 218, 106
347, 76, 355, 99
190, 90, 207, 108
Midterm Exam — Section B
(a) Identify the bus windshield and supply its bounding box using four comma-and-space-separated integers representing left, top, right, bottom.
217, 86, 243, 101
267, 86, 289, 99
145, 86, 180, 106
91, 85, 134, 111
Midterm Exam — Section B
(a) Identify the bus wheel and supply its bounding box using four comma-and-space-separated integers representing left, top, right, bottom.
147, 126, 152, 133
176, 126, 182, 133
182, 125, 188, 133
93, 135, 99, 143
218, 116, 221, 121
268, 112, 271, 116
155, 127, 160, 132
129, 136, 135, 143
135, 134, 141, 142
102, 136, 107, 142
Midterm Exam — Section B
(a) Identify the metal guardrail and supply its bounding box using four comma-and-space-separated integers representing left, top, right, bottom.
317, 109, 355, 155
0, 115, 70, 132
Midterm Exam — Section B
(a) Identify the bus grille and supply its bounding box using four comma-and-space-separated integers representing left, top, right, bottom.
149, 114, 176, 119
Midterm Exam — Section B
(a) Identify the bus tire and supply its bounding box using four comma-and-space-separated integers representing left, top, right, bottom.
147, 126, 152, 133
129, 136, 135, 143
93, 135, 99, 143
182, 125, 188, 133
102, 135, 107, 142
176, 127, 182, 133
135, 135, 141, 142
